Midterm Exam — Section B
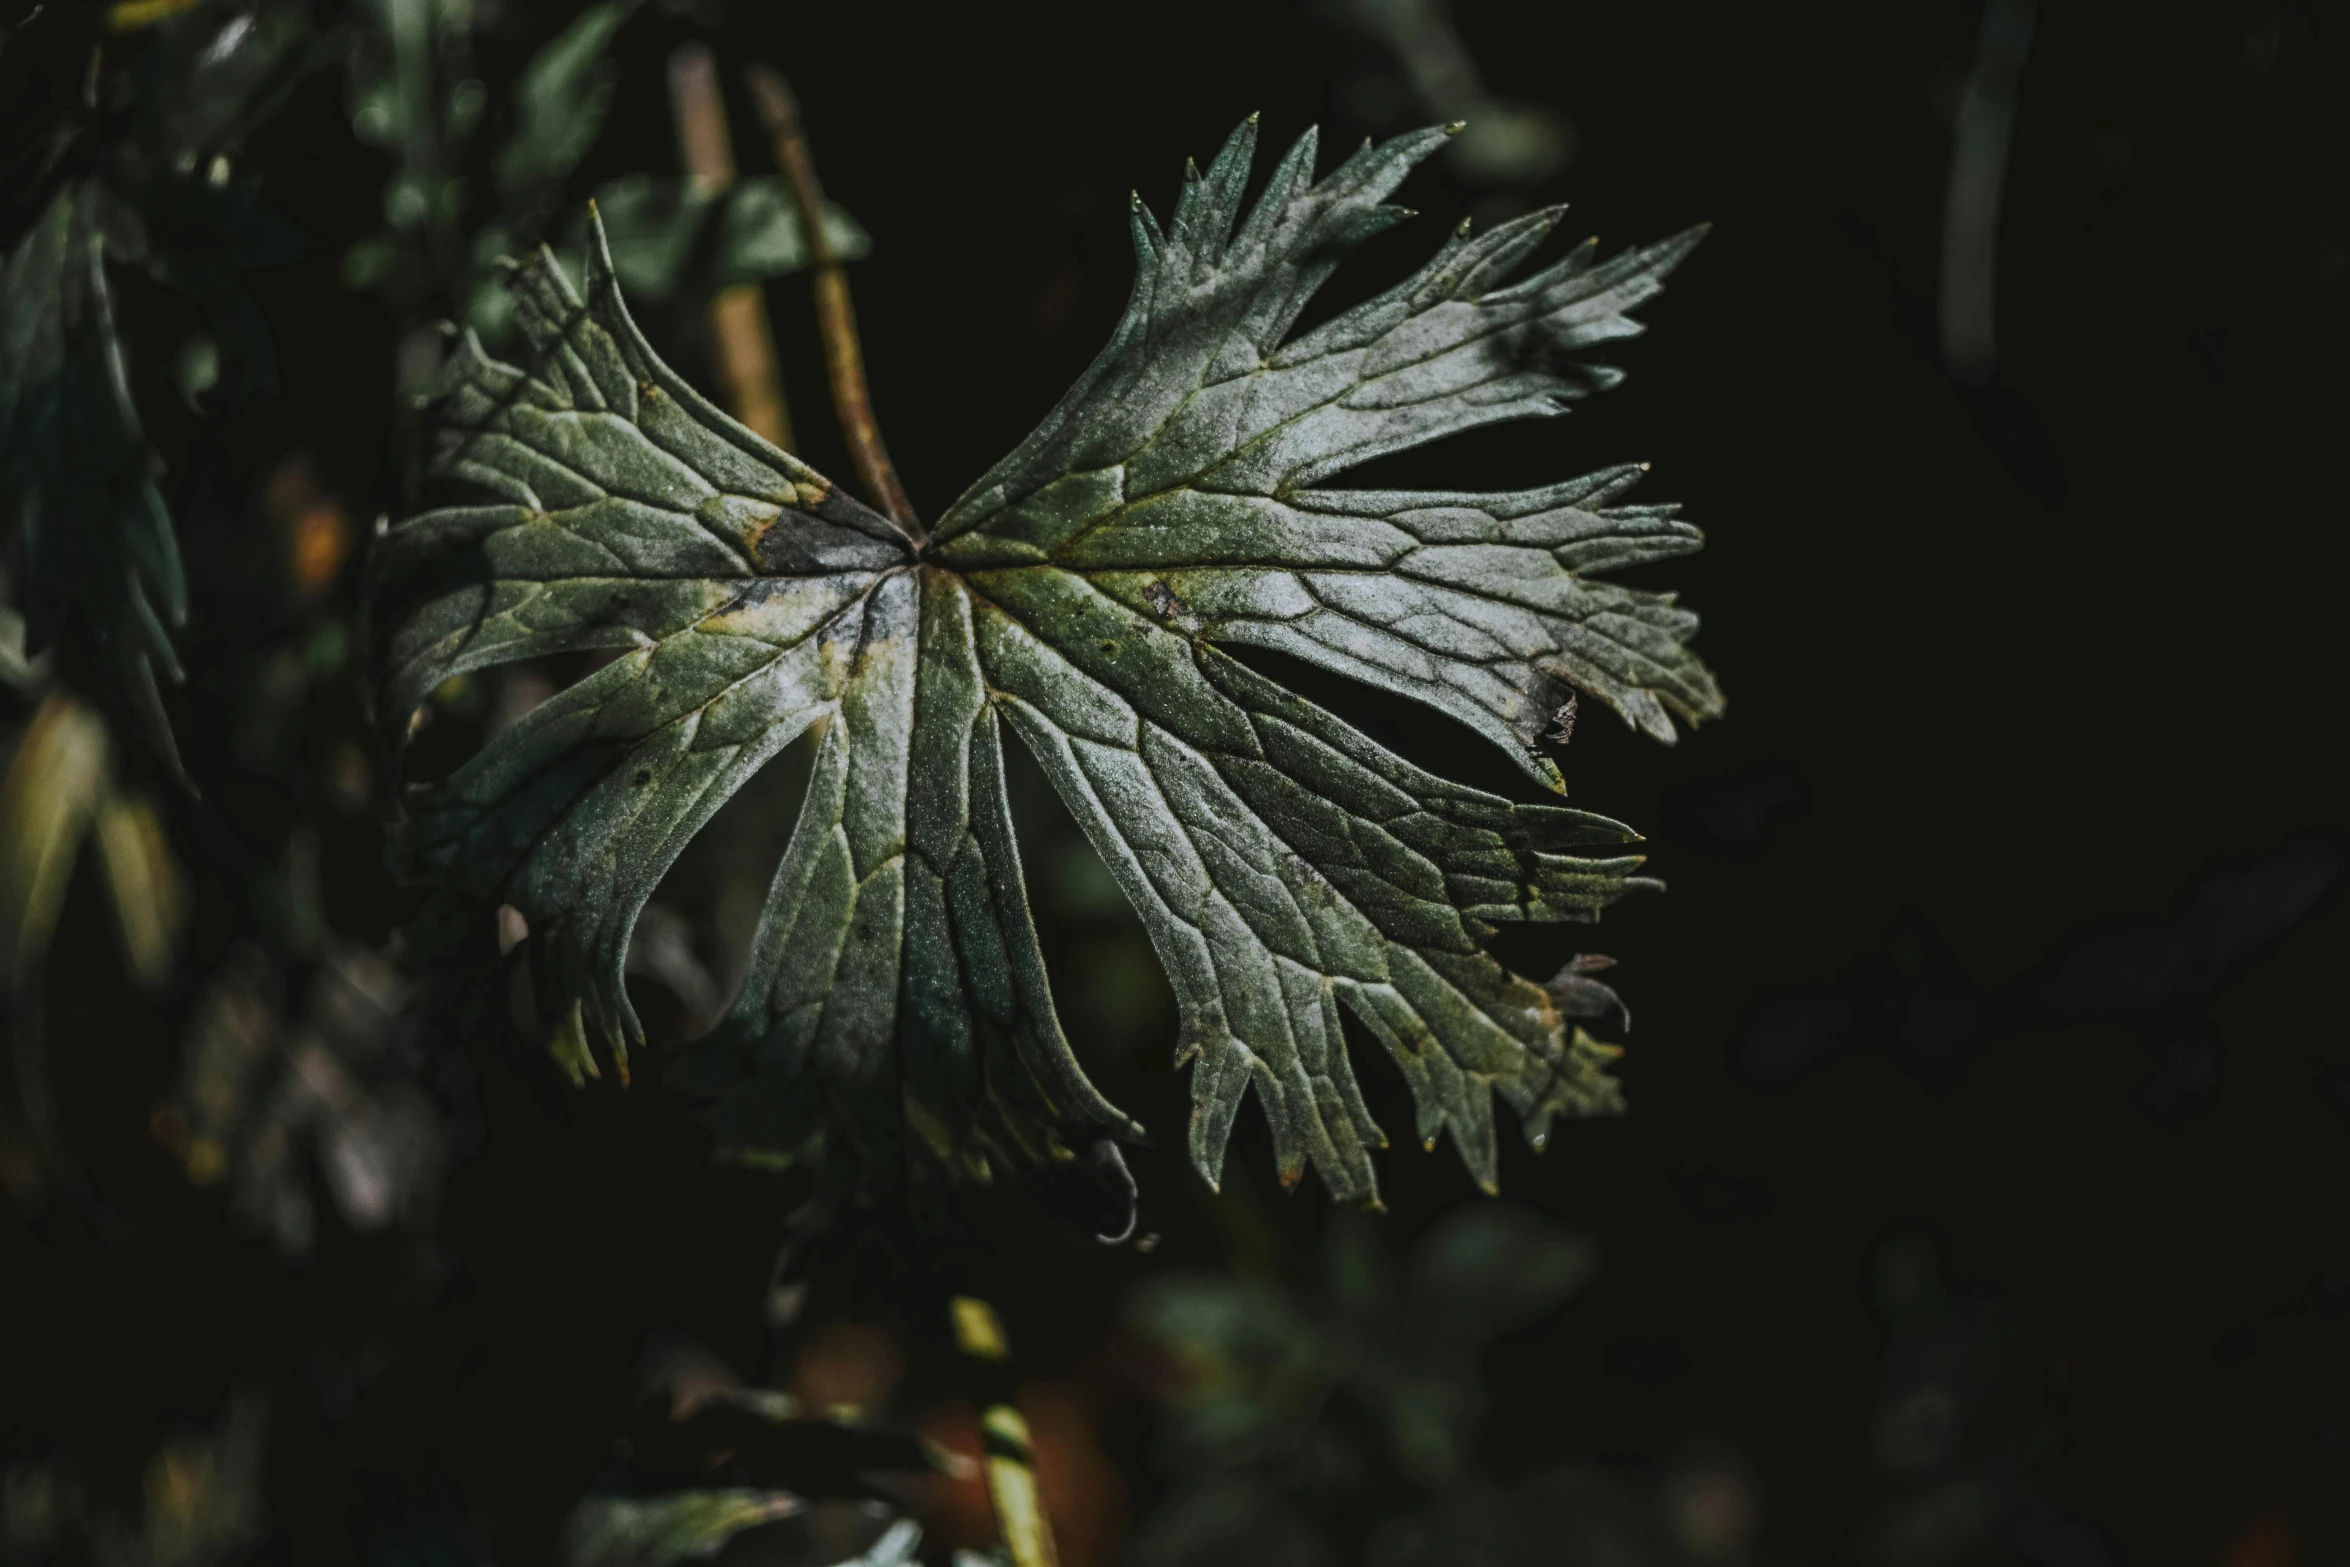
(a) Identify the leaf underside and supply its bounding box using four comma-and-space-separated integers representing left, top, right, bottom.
375, 117, 1720, 1206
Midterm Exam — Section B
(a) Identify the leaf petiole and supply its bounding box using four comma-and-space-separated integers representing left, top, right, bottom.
747, 68, 920, 534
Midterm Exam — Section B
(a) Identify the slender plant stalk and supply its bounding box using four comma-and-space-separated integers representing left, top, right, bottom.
1939, 0, 2035, 384
744, 67, 919, 534
949, 1295, 1059, 1567
667, 45, 796, 451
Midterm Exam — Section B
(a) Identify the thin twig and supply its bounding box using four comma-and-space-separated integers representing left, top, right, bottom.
949, 1295, 1059, 1567
667, 45, 795, 451
744, 67, 919, 534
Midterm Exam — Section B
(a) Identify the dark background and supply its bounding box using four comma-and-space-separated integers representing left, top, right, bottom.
7, 1, 2346, 1563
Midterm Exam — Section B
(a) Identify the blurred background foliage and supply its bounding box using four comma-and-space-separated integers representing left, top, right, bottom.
2, 0, 2345, 1564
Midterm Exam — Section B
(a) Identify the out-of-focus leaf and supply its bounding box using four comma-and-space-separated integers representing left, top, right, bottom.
106, 1388, 272, 1567
347, 0, 637, 346
563, 1491, 803, 1567
0, 187, 188, 770
92, 0, 326, 409
568, 1369, 937, 1567
164, 941, 438, 1255
112, 0, 327, 169
5, 1386, 274, 1567
1407, 1204, 1598, 1347
1131, 1202, 1601, 1523
587, 175, 871, 300
0, 604, 38, 689
344, 0, 482, 322
627, 1394, 941, 1497
92, 788, 184, 987
493, 1, 637, 204
1127, 1273, 1326, 1461
0, 690, 111, 983
119, 171, 307, 405
1329, 0, 1575, 186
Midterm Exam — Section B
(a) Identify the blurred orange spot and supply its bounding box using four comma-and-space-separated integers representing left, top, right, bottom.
790, 1321, 903, 1415
2224, 1510, 2297, 1567
184, 1137, 226, 1186
265, 458, 352, 598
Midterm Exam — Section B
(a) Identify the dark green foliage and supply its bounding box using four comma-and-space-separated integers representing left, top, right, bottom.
564, 1385, 940, 1567
344, 0, 638, 335
376, 117, 1716, 1208
344, 0, 864, 344
0, 0, 322, 768
1131, 1206, 1599, 1493
0, 186, 184, 766
1127, 1205, 1707, 1567
0, 1387, 270, 1566
586, 176, 870, 304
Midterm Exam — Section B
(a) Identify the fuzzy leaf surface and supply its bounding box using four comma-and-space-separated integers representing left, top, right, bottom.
376, 118, 1719, 1204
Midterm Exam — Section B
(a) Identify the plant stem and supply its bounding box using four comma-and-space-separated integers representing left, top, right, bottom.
744, 67, 920, 535
949, 1294, 1059, 1567
667, 45, 795, 452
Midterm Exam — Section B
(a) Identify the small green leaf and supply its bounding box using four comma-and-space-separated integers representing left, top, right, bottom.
494, 1, 637, 202
563, 1491, 801, 1567
1407, 1205, 1598, 1347
588, 175, 872, 301
376, 117, 1718, 1207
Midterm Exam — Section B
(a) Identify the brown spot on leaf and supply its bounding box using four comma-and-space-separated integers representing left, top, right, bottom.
1141, 578, 1187, 622
1547, 689, 1579, 747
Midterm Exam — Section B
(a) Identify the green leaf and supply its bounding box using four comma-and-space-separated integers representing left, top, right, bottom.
1406, 1204, 1599, 1345
348, 0, 636, 332
1128, 1205, 1600, 1508
0, 185, 188, 773
375, 117, 1717, 1207
931, 121, 1719, 778
494, 1, 638, 204
587, 175, 872, 301
342, 0, 468, 320
564, 1383, 934, 1567
563, 1491, 804, 1567
114, 0, 330, 172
